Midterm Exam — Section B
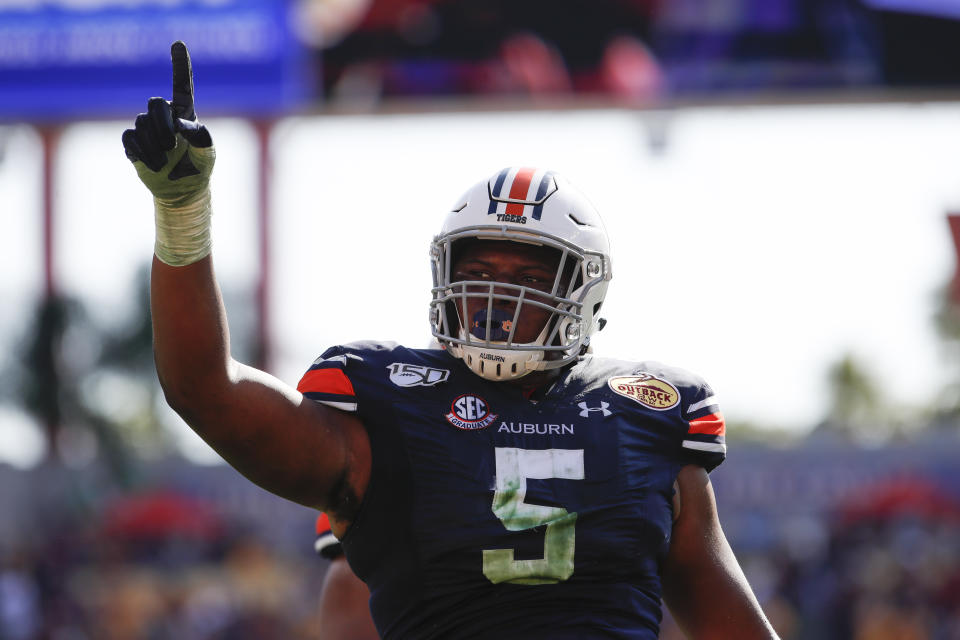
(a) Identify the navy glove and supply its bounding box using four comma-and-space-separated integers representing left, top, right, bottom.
123, 41, 216, 266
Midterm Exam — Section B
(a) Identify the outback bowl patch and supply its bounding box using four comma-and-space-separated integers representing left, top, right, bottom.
608, 374, 680, 411
446, 394, 497, 430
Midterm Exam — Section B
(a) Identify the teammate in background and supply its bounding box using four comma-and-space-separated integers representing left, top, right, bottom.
315, 513, 378, 640
124, 41, 779, 639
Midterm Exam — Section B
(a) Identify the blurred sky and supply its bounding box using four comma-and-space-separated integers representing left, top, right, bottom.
1, 101, 958, 465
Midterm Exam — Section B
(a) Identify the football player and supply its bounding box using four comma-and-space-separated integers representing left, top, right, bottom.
315, 513, 379, 640
124, 41, 778, 639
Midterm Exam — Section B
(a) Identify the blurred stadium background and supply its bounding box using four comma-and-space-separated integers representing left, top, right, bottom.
3, 0, 960, 638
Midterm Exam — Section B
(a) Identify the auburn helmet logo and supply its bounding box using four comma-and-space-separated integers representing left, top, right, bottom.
487, 167, 557, 221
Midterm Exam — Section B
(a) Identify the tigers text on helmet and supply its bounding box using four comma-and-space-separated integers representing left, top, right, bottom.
429, 167, 612, 381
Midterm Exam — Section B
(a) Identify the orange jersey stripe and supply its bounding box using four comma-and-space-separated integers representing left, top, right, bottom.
688, 412, 725, 436
316, 512, 332, 536
505, 167, 536, 216
297, 368, 356, 397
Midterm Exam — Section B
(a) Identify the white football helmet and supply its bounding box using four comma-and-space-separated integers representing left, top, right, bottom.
430, 167, 612, 381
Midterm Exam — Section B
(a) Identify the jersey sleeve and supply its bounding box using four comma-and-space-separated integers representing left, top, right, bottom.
297, 347, 362, 412
679, 384, 726, 472
314, 512, 343, 559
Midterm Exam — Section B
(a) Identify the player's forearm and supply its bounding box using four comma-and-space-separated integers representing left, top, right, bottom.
663, 466, 780, 639
151, 254, 233, 410
664, 542, 779, 639
125, 42, 224, 410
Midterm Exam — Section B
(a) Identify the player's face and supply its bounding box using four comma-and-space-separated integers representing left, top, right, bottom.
451, 240, 565, 345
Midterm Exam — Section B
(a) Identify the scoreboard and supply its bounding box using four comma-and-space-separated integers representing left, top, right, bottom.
0, 0, 310, 122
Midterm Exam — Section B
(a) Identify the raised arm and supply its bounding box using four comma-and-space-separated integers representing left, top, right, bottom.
122, 42, 369, 531
662, 465, 779, 639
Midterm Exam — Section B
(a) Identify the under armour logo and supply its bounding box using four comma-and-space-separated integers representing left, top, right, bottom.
578, 401, 612, 417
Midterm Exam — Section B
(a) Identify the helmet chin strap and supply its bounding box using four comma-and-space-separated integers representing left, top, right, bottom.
455, 322, 553, 381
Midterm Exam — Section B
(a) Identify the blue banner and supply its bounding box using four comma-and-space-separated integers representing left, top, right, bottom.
0, 0, 311, 122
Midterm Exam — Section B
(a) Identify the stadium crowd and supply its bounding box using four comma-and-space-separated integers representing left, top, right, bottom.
303, 0, 960, 102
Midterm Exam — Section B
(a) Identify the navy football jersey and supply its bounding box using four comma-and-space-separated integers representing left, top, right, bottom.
297, 342, 725, 639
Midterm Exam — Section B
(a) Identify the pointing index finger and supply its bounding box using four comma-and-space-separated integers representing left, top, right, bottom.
170, 41, 196, 121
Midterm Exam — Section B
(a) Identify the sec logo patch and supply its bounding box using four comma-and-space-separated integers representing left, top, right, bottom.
445, 394, 497, 430
608, 374, 680, 411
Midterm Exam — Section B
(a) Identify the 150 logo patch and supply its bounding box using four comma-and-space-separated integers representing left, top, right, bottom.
387, 363, 450, 387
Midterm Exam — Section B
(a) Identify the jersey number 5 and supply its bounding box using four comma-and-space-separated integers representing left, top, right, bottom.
482, 447, 584, 585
